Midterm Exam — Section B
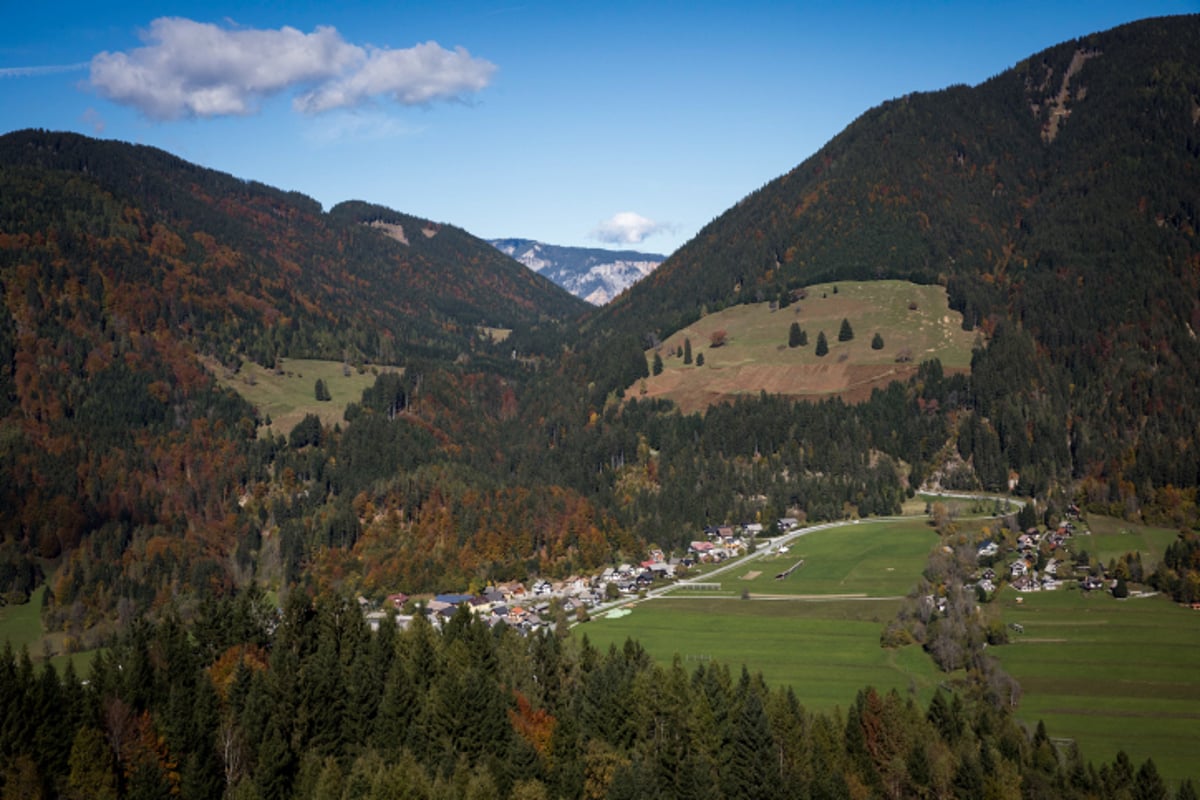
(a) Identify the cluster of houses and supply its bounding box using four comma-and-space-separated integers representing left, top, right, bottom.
361, 551, 685, 636
362, 517, 800, 635
973, 518, 1090, 595
688, 518, 795, 562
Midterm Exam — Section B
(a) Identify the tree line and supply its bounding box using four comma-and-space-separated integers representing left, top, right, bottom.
2, 588, 1192, 800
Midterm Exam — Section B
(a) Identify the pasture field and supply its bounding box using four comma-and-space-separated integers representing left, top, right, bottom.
202, 356, 400, 436
993, 587, 1200, 783
582, 596, 948, 712
1078, 516, 1180, 565
638, 280, 979, 411
584, 520, 947, 710
0, 585, 45, 654
0, 586, 102, 675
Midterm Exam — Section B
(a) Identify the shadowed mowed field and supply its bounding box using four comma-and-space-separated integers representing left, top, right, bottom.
582, 597, 947, 712
993, 588, 1200, 784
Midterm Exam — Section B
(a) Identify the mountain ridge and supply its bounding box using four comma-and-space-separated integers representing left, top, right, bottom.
490, 237, 664, 305
589, 13, 1200, 505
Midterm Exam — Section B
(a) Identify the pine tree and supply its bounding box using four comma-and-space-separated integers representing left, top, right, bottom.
652, 353, 663, 376
696, 353, 705, 367
871, 332, 884, 350
838, 318, 854, 342
683, 338, 693, 365
788, 322, 802, 348
815, 332, 829, 357
314, 379, 331, 402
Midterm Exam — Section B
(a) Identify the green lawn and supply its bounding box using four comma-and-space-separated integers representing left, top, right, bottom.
203, 356, 400, 436
991, 587, 1200, 783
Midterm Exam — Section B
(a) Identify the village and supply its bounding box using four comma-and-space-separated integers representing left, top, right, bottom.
358, 518, 784, 635
964, 504, 1132, 602
359, 501, 1137, 637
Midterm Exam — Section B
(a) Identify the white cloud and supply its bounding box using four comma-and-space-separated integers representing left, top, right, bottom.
295, 42, 496, 113
87, 17, 495, 120
591, 211, 671, 246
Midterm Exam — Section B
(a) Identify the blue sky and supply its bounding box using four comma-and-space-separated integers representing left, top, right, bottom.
1, 2, 1194, 255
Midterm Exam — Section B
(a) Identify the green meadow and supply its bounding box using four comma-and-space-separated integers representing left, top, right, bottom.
584, 520, 948, 711
993, 587, 1200, 783
0, 585, 45, 655
0, 586, 102, 675
203, 356, 400, 436
738, 519, 939, 597
1079, 515, 1180, 565
582, 515, 1200, 783
583, 597, 948, 712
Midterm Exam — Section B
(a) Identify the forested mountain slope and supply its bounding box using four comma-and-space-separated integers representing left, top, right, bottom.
0, 130, 588, 368
595, 15, 1200, 512
0, 130, 589, 615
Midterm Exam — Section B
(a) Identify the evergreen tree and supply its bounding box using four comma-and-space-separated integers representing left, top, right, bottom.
696, 353, 705, 367
314, 378, 331, 402
66, 727, 118, 800
870, 332, 884, 350
683, 338, 693, 365
788, 322, 803, 348
838, 318, 854, 342
652, 353, 663, 376
815, 332, 829, 357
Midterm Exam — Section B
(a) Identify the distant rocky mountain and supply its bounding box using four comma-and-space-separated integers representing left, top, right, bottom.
490, 238, 664, 305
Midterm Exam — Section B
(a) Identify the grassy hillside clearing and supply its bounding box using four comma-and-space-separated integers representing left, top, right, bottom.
0, 585, 44, 654
0, 586, 102, 675
202, 357, 401, 436
636, 280, 979, 412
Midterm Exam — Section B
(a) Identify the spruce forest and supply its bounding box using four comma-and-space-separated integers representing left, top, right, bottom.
1, 14, 1199, 800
